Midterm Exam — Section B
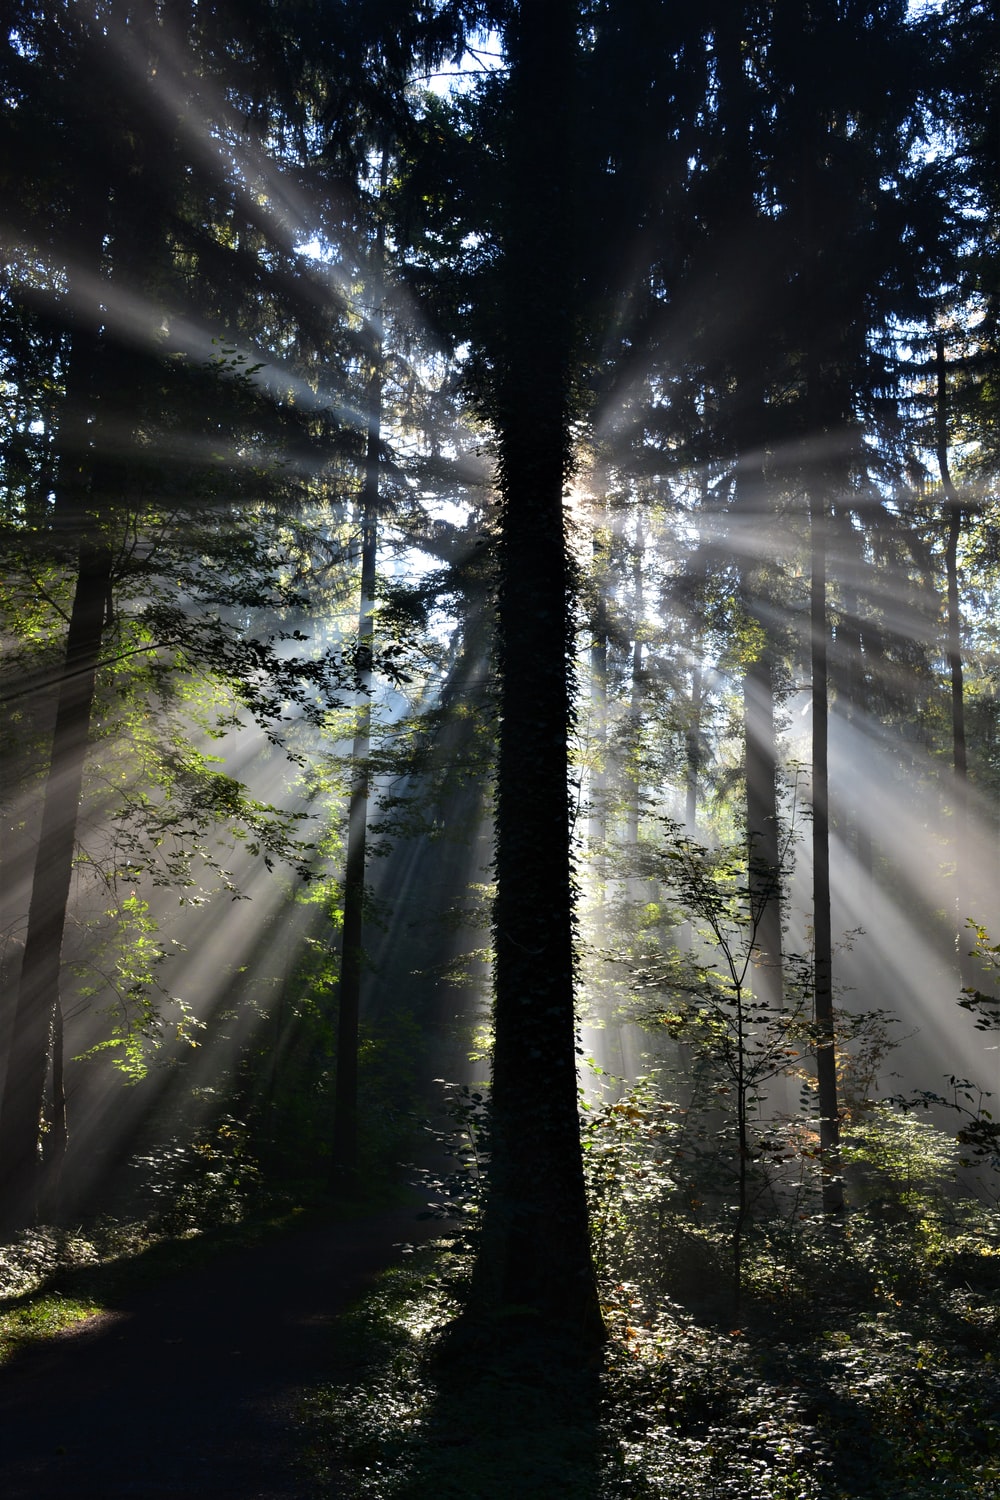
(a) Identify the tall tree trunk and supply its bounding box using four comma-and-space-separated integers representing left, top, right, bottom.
625, 510, 645, 899
715, 5, 784, 1006
588, 524, 610, 886
685, 662, 703, 835
0, 202, 111, 1222
0, 536, 111, 1229
743, 649, 783, 999
810, 490, 844, 1217
796, 77, 845, 1216
476, 0, 604, 1345
736, 458, 785, 1016
837, 578, 874, 892
40, 996, 69, 1218
935, 333, 973, 991
0, 0, 154, 1227
331, 170, 386, 1180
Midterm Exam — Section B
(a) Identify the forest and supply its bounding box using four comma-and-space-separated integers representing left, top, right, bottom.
2, 1, 1000, 1496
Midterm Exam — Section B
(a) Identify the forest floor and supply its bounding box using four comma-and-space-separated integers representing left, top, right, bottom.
3, 1192, 1000, 1498
0, 1202, 446, 1499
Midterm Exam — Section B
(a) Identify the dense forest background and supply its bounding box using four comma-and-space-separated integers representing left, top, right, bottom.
3, 3, 1000, 1488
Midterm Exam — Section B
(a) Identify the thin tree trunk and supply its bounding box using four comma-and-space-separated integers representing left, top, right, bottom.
686, 662, 703, 834
0, 234, 112, 1223
838, 579, 873, 891
744, 649, 783, 1000
810, 490, 844, 1217
40, 996, 69, 1218
588, 524, 610, 892
331, 167, 386, 1180
733, 976, 749, 1319
625, 510, 645, 899
737, 458, 785, 1016
935, 333, 973, 991
716, 6, 784, 1008
0, 538, 111, 1229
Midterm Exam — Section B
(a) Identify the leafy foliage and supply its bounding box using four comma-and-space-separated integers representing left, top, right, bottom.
412, 1079, 491, 1225
302, 1238, 603, 1500
127, 1113, 262, 1233
304, 1123, 1000, 1499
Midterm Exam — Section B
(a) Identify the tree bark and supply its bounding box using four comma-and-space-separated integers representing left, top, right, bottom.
736, 456, 785, 1016
332, 165, 386, 1180
0, 536, 111, 1229
0, 93, 112, 1219
330, 430, 377, 1182
743, 647, 784, 1006
935, 333, 973, 992
588, 525, 610, 880
625, 509, 646, 901
0, 0, 138, 1228
685, 662, 703, 835
810, 491, 844, 1217
837, 578, 874, 892
476, 0, 604, 1345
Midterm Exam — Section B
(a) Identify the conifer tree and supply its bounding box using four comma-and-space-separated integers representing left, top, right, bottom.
472, 0, 604, 1342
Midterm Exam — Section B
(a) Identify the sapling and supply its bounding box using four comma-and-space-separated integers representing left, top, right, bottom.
634, 828, 814, 1314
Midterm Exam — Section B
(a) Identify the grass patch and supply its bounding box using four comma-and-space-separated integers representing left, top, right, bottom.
0, 1293, 106, 1362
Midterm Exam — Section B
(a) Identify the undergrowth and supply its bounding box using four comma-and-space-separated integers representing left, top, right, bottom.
300, 1076, 1000, 1500
301, 1236, 604, 1500
0, 1092, 425, 1369
301, 1210, 1000, 1499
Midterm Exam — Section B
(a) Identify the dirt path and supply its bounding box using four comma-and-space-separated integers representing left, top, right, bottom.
0, 1206, 442, 1498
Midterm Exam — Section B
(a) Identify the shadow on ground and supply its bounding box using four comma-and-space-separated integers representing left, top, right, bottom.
0, 1205, 442, 1499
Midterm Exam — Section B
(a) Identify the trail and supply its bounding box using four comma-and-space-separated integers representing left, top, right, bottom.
0, 1206, 441, 1498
